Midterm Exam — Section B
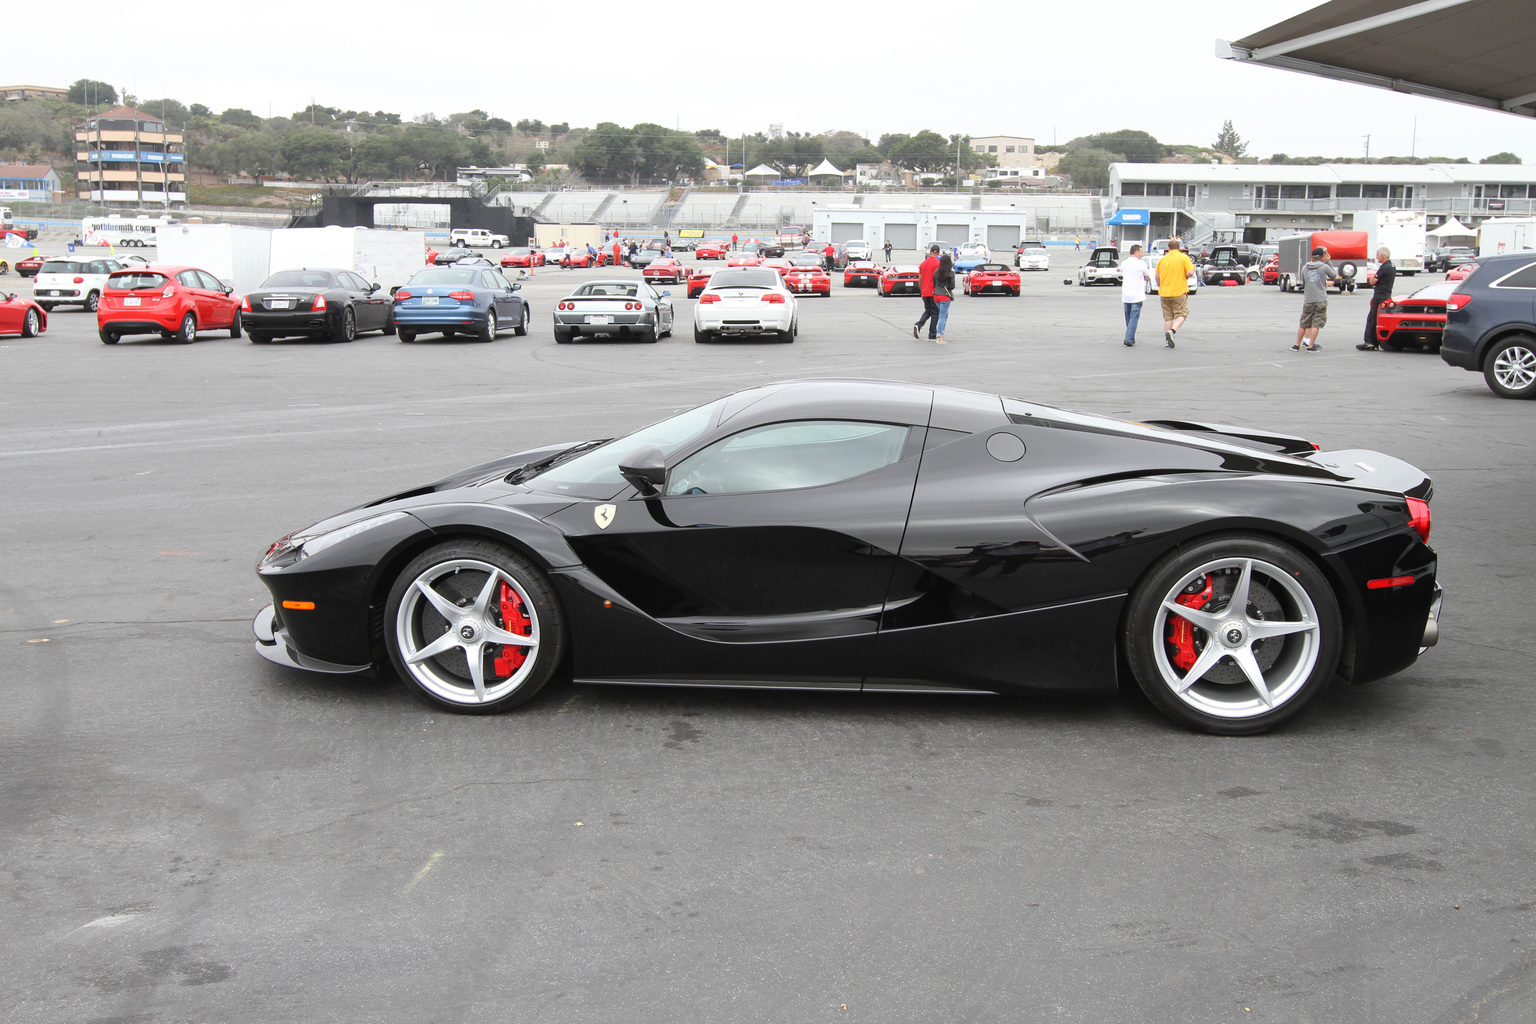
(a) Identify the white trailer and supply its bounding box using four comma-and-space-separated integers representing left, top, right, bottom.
154, 223, 272, 295
268, 227, 426, 292
1351, 210, 1426, 275
1476, 217, 1536, 258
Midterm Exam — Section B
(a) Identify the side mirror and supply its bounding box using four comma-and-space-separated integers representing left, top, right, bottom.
223, 285, 233, 294
661, 290, 672, 297
618, 445, 666, 497
511, 282, 522, 291
369, 282, 380, 292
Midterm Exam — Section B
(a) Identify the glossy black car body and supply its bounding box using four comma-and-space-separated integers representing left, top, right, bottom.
1201, 246, 1248, 285
1440, 251, 1536, 398
253, 380, 1441, 734
243, 268, 394, 343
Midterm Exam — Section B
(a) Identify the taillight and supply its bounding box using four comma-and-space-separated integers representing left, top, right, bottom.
394, 290, 413, 302
762, 293, 785, 303
241, 295, 251, 311
1382, 301, 1395, 310
699, 294, 720, 304
448, 290, 475, 301
162, 285, 174, 299
1445, 293, 1471, 311
1407, 497, 1431, 543
312, 293, 327, 310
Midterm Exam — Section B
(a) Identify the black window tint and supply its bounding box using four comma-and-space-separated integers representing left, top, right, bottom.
1492, 261, 1536, 289
664, 421, 911, 497
108, 273, 168, 290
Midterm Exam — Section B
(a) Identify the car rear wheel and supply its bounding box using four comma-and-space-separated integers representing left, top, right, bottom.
479, 310, 497, 342
1484, 335, 1536, 399
22, 309, 41, 337
249, 332, 271, 344
384, 540, 565, 713
228, 311, 242, 338
37, 302, 53, 311
1124, 534, 1342, 735
693, 326, 713, 343
175, 313, 196, 344
398, 329, 416, 343
334, 307, 356, 343
84, 291, 100, 312
98, 329, 118, 344
554, 328, 572, 343
381, 312, 396, 337
514, 304, 529, 336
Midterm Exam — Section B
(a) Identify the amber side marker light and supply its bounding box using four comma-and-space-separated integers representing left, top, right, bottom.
1366, 576, 1415, 590
282, 600, 316, 610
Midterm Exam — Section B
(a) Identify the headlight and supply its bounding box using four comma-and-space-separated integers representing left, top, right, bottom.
262, 511, 410, 568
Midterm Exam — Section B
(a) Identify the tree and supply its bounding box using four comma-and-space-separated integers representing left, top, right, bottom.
876, 133, 910, 156
68, 79, 118, 105
951, 135, 996, 173
142, 98, 190, 126
1057, 148, 1119, 190
1482, 151, 1522, 164
220, 108, 263, 129
759, 134, 824, 176
189, 103, 211, 117
516, 118, 546, 134
481, 117, 512, 134
549, 122, 570, 137
890, 130, 952, 173
281, 127, 349, 180
1212, 120, 1247, 159
573, 122, 639, 183
633, 123, 706, 181
1072, 129, 1163, 163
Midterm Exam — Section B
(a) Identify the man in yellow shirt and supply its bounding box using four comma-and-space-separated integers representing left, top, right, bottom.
1156, 239, 1195, 348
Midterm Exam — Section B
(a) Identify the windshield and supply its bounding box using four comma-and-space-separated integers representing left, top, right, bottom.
710, 269, 779, 289
846, 240, 866, 247
528, 399, 726, 499
409, 269, 477, 286
263, 270, 333, 288
575, 282, 638, 297
106, 272, 168, 290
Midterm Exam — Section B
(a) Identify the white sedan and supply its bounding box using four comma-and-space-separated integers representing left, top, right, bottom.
693, 267, 798, 343
1015, 243, 1051, 271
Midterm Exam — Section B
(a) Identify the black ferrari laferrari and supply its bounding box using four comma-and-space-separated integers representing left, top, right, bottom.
253, 380, 1441, 734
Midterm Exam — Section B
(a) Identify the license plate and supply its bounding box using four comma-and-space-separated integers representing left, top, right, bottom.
422, 296, 439, 305
588, 314, 611, 325
43, 290, 58, 296
269, 299, 293, 309
123, 296, 141, 306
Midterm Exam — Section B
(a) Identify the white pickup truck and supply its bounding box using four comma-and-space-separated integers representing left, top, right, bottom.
449, 228, 510, 249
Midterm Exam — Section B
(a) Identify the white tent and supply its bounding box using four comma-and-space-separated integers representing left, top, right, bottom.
1429, 217, 1476, 240
808, 159, 847, 178
744, 163, 780, 179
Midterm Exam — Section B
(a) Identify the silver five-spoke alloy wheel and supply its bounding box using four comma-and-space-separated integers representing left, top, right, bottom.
394, 558, 540, 706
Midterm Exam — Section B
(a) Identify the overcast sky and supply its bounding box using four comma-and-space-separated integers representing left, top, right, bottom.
26, 1, 1536, 164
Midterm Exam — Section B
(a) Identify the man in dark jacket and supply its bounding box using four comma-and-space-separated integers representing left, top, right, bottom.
913, 244, 941, 340
1358, 246, 1396, 351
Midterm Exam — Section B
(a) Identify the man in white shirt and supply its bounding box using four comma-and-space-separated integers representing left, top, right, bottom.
1120, 244, 1153, 347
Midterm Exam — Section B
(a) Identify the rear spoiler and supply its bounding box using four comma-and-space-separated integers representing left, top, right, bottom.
1142, 419, 1319, 456
1301, 448, 1433, 501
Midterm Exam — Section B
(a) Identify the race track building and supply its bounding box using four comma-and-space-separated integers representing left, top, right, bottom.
75, 106, 187, 207
0, 164, 63, 203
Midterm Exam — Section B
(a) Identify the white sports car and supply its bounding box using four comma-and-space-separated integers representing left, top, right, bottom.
693, 267, 799, 343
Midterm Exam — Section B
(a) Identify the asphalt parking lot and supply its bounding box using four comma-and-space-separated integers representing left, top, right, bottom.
3, 245, 1535, 1023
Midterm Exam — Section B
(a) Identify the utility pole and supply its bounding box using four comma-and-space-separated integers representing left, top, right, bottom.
1364, 134, 1371, 160
1411, 118, 1417, 158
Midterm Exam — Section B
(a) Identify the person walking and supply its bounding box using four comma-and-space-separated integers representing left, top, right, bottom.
1074, 235, 1082, 251
1155, 238, 1195, 347
1294, 246, 1338, 352
1358, 245, 1395, 351
913, 244, 942, 340
731, 232, 739, 250
1120, 243, 1153, 346
932, 251, 956, 343
883, 239, 893, 263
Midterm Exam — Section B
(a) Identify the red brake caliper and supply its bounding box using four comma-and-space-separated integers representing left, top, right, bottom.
492, 581, 532, 677
1167, 575, 1214, 672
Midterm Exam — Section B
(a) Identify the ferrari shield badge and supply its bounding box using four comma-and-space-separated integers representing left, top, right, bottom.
594, 504, 616, 530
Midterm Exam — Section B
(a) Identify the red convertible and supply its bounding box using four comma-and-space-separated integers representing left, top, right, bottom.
784, 264, 831, 296
686, 267, 714, 298
879, 265, 922, 296
963, 263, 1020, 296
1372, 281, 1455, 352
0, 289, 47, 337
500, 247, 546, 269
695, 240, 730, 260
843, 261, 882, 287
642, 256, 688, 285
1446, 262, 1478, 282
726, 253, 762, 268
564, 249, 608, 269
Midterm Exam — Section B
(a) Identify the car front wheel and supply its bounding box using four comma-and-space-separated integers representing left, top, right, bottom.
514, 303, 529, 336
1124, 534, 1342, 735
384, 540, 565, 713
1484, 335, 1536, 398
22, 309, 41, 337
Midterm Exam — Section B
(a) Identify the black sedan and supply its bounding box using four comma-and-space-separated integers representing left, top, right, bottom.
252, 380, 1441, 735
243, 269, 394, 343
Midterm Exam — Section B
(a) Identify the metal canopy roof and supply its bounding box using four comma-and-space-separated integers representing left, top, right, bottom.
1217, 0, 1536, 118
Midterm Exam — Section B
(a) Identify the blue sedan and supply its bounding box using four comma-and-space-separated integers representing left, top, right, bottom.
392, 266, 530, 342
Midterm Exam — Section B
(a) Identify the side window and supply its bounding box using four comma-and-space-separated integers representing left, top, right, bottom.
664, 421, 911, 497
481, 271, 501, 289
177, 270, 201, 288
338, 272, 361, 291
88, 260, 112, 275
1491, 261, 1536, 289
196, 270, 224, 291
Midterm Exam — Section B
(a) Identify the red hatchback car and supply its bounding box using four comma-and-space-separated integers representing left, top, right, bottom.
97, 264, 243, 344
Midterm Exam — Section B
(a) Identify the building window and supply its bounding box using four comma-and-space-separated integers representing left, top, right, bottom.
1280, 185, 1306, 199
1337, 183, 1362, 198
1307, 185, 1332, 199
988, 146, 997, 153
1005, 146, 1014, 153
1121, 182, 1145, 196
1501, 184, 1528, 198
1146, 183, 1172, 196
1362, 184, 1389, 199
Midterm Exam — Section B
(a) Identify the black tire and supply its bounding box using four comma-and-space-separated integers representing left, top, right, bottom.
174, 313, 196, 344
22, 309, 41, 337
229, 311, 243, 338
0, 260, 8, 275
1124, 533, 1342, 735
333, 307, 356, 342
660, 310, 673, 337
382, 312, 396, 337
98, 328, 118, 344
641, 321, 659, 343
1380, 337, 1402, 352
383, 539, 565, 714
554, 328, 572, 343
479, 309, 497, 342
84, 291, 100, 313
1483, 335, 1536, 399
37, 302, 53, 312
398, 329, 416, 343
513, 303, 529, 336
693, 326, 713, 343
249, 332, 272, 344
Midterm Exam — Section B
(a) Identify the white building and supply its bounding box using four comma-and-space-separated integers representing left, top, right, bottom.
971, 135, 1036, 170
812, 204, 1033, 253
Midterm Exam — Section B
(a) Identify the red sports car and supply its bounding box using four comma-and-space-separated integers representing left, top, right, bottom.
564, 249, 608, 269
15, 253, 52, 279
761, 258, 794, 278
1372, 281, 1455, 352
0, 289, 47, 337
686, 267, 714, 298
879, 265, 922, 296
784, 265, 831, 296
1446, 262, 1478, 282
843, 261, 882, 287
96, 264, 243, 344
964, 263, 1020, 296
695, 241, 730, 260
500, 247, 546, 269
643, 257, 688, 285
1261, 256, 1280, 285
727, 253, 762, 268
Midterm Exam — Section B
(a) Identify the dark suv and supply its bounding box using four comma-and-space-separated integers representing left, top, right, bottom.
1440, 251, 1536, 399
